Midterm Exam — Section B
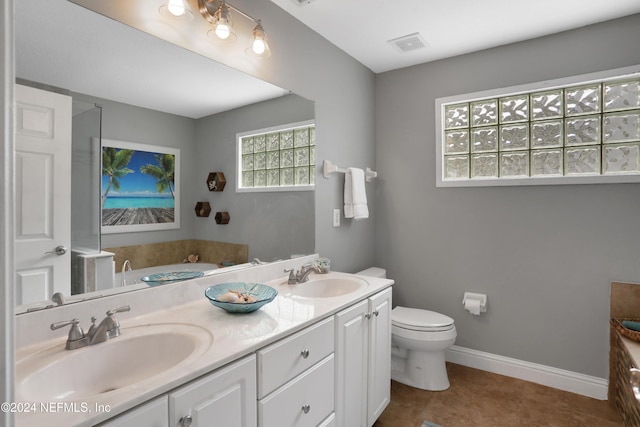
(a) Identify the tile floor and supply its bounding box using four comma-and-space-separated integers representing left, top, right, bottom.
373, 363, 623, 427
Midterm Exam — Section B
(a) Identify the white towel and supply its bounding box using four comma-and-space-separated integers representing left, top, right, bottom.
344, 167, 369, 219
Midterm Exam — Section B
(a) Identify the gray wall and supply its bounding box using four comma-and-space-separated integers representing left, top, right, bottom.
375, 14, 640, 378
74, 0, 379, 272
198, 0, 378, 273
193, 94, 315, 261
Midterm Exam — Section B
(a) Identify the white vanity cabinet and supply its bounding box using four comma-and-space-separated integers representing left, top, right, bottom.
169, 354, 257, 427
257, 317, 336, 427
98, 396, 169, 427
335, 287, 392, 427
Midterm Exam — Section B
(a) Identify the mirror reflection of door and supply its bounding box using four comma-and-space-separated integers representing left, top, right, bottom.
14, 84, 72, 304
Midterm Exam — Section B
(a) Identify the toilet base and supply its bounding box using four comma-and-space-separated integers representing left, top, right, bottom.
391, 348, 450, 391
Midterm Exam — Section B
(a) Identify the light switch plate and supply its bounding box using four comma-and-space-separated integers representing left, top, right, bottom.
333, 209, 340, 227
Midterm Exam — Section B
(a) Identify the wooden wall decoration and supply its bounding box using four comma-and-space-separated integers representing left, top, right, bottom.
215, 211, 230, 224
207, 172, 226, 192
195, 202, 211, 217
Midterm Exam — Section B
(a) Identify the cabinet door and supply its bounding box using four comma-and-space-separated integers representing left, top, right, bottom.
97, 396, 168, 427
169, 355, 257, 427
334, 299, 368, 427
367, 287, 392, 427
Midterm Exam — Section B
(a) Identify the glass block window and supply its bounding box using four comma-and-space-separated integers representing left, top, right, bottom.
237, 121, 315, 192
436, 66, 640, 187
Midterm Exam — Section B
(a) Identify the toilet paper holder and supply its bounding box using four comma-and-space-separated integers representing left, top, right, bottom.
462, 292, 487, 314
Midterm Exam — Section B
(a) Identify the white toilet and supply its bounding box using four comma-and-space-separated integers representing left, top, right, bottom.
356, 267, 457, 392
391, 306, 456, 391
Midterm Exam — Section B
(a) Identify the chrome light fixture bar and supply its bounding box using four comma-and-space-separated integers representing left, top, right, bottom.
197, 0, 272, 58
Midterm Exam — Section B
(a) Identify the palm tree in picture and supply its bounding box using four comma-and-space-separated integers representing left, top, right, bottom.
101, 147, 135, 209
140, 153, 176, 199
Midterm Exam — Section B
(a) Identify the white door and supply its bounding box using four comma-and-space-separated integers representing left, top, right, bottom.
170, 355, 257, 427
14, 84, 72, 305
335, 299, 368, 427
367, 288, 392, 427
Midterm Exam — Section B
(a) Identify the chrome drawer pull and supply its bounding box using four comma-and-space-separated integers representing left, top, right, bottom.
373, 309, 379, 316
365, 313, 372, 319
301, 349, 310, 358
302, 404, 310, 414
179, 415, 193, 427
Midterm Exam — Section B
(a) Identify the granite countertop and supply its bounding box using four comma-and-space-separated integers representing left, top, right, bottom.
15, 271, 393, 427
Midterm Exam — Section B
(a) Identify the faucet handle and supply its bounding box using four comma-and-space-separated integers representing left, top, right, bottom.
50, 318, 85, 342
51, 292, 65, 306
284, 268, 298, 284
87, 316, 97, 337
106, 305, 131, 316
102, 306, 130, 340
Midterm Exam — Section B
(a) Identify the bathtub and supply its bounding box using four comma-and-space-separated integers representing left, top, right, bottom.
115, 263, 220, 287
114, 262, 259, 288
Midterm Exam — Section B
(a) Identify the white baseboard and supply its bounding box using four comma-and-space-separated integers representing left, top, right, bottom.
445, 345, 608, 400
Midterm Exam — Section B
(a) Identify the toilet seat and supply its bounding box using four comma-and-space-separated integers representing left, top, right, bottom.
392, 306, 454, 332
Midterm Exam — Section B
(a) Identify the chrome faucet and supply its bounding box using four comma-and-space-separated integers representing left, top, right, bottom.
284, 264, 321, 284
50, 305, 131, 350
89, 306, 130, 344
121, 259, 133, 287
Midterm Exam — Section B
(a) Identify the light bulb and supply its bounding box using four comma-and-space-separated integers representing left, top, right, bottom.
211, 3, 234, 41
167, 0, 186, 17
246, 23, 270, 57
252, 39, 266, 55
215, 23, 231, 40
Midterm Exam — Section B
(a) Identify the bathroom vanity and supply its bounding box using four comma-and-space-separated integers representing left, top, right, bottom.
14, 256, 393, 427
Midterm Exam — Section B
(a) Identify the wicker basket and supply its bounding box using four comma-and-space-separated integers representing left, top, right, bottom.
611, 318, 640, 343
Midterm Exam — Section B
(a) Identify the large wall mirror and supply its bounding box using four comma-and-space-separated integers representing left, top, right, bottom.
15, 0, 315, 313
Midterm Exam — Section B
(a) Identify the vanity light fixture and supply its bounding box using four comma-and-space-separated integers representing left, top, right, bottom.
196, 0, 272, 58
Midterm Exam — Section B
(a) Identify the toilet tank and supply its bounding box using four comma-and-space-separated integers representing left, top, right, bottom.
356, 267, 387, 279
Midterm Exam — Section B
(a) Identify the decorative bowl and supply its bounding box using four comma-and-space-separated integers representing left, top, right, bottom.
205, 282, 277, 313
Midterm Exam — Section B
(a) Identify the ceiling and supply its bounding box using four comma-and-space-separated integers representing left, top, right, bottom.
16, 0, 289, 119
269, 0, 640, 73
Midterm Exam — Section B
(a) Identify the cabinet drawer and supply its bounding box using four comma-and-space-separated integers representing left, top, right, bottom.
258, 355, 335, 427
258, 316, 334, 397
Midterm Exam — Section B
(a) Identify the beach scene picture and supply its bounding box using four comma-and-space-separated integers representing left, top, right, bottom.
101, 139, 180, 233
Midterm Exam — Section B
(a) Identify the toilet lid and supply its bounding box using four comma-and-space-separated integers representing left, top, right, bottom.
392, 306, 454, 332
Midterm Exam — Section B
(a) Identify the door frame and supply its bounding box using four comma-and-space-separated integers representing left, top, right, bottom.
1, 0, 17, 423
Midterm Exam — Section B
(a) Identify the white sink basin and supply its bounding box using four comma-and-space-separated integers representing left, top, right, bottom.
16, 323, 213, 401
292, 275, 368, 298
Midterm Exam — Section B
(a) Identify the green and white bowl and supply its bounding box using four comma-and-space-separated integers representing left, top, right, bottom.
205, 282, 277, 313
